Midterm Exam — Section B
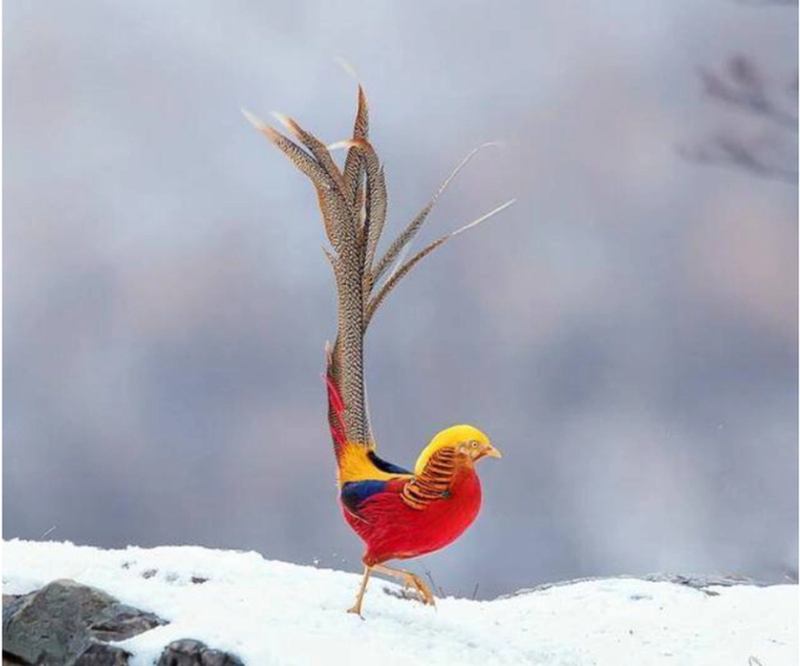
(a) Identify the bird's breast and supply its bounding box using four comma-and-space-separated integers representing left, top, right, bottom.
343, 466, 484, 564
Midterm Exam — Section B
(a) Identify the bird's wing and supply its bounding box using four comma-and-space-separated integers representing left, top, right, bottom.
340, 477, 406, 515
340, 446, 458, 516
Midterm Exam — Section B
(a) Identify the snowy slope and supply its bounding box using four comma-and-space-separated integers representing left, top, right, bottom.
2, 540, 797, 666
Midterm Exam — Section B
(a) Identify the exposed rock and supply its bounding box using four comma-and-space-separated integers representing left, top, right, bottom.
3, 580, 242, 666
89, 604, 165, 642
72, 641, 132, 665
2, 579, 166, 665
640, 572, 765, 589
2, 595, 21, 610
157, 639, 244, 666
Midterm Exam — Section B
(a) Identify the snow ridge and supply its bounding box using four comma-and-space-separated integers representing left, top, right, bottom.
2, 540, 797, 666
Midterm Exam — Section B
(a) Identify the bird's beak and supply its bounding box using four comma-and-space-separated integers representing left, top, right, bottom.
482, 443, 502, 459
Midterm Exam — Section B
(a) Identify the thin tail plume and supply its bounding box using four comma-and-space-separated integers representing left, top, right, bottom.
245, 81, 513, 462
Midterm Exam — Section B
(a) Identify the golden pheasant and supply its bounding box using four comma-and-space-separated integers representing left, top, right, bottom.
245, 79, 513, 616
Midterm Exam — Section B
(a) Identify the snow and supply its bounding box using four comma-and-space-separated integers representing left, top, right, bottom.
2, 539, 797, 666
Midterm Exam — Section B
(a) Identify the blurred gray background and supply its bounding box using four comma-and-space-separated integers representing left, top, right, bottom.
4, 0, 797, 599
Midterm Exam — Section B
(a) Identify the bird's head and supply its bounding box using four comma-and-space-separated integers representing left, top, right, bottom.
414, 424, 502, 475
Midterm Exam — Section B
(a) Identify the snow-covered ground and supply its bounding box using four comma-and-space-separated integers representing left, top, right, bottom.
2, 540, 797, 666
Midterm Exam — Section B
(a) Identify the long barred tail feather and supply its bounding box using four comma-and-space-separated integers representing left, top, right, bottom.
370, 141, 502, 286
245, 79, 514, 471
365, 197, 517, 327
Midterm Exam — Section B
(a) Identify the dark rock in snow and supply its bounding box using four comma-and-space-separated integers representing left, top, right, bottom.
2, 651, 29, 666
157, 639, 244, 666
2, 595, 21, 610
2, 579, 166, 665
72, 641, 132, 665
89, 604, 166, 642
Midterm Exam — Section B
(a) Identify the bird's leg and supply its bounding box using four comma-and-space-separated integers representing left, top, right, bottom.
371, 564, 436, 606
347, 565, 372, 617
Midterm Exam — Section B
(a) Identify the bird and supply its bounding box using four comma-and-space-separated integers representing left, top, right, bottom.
244, 78, 513, 617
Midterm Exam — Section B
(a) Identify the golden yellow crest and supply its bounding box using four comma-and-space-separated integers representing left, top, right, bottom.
413, 425, 491, 476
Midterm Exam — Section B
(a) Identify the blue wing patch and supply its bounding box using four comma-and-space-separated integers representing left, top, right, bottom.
341, 480, 389, 512
367, 451, 411, 475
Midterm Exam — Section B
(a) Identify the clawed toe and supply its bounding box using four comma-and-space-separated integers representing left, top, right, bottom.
371, 564, 437, 609
347, 605, 365, 619
408, 575, 436, 606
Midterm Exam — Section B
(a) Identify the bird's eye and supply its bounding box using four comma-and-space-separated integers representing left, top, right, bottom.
470, 441, 479, 448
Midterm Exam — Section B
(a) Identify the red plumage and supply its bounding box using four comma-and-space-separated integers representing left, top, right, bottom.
324, 371, 347, 453
327, 364, 485, 567
344, 471, 482, 566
